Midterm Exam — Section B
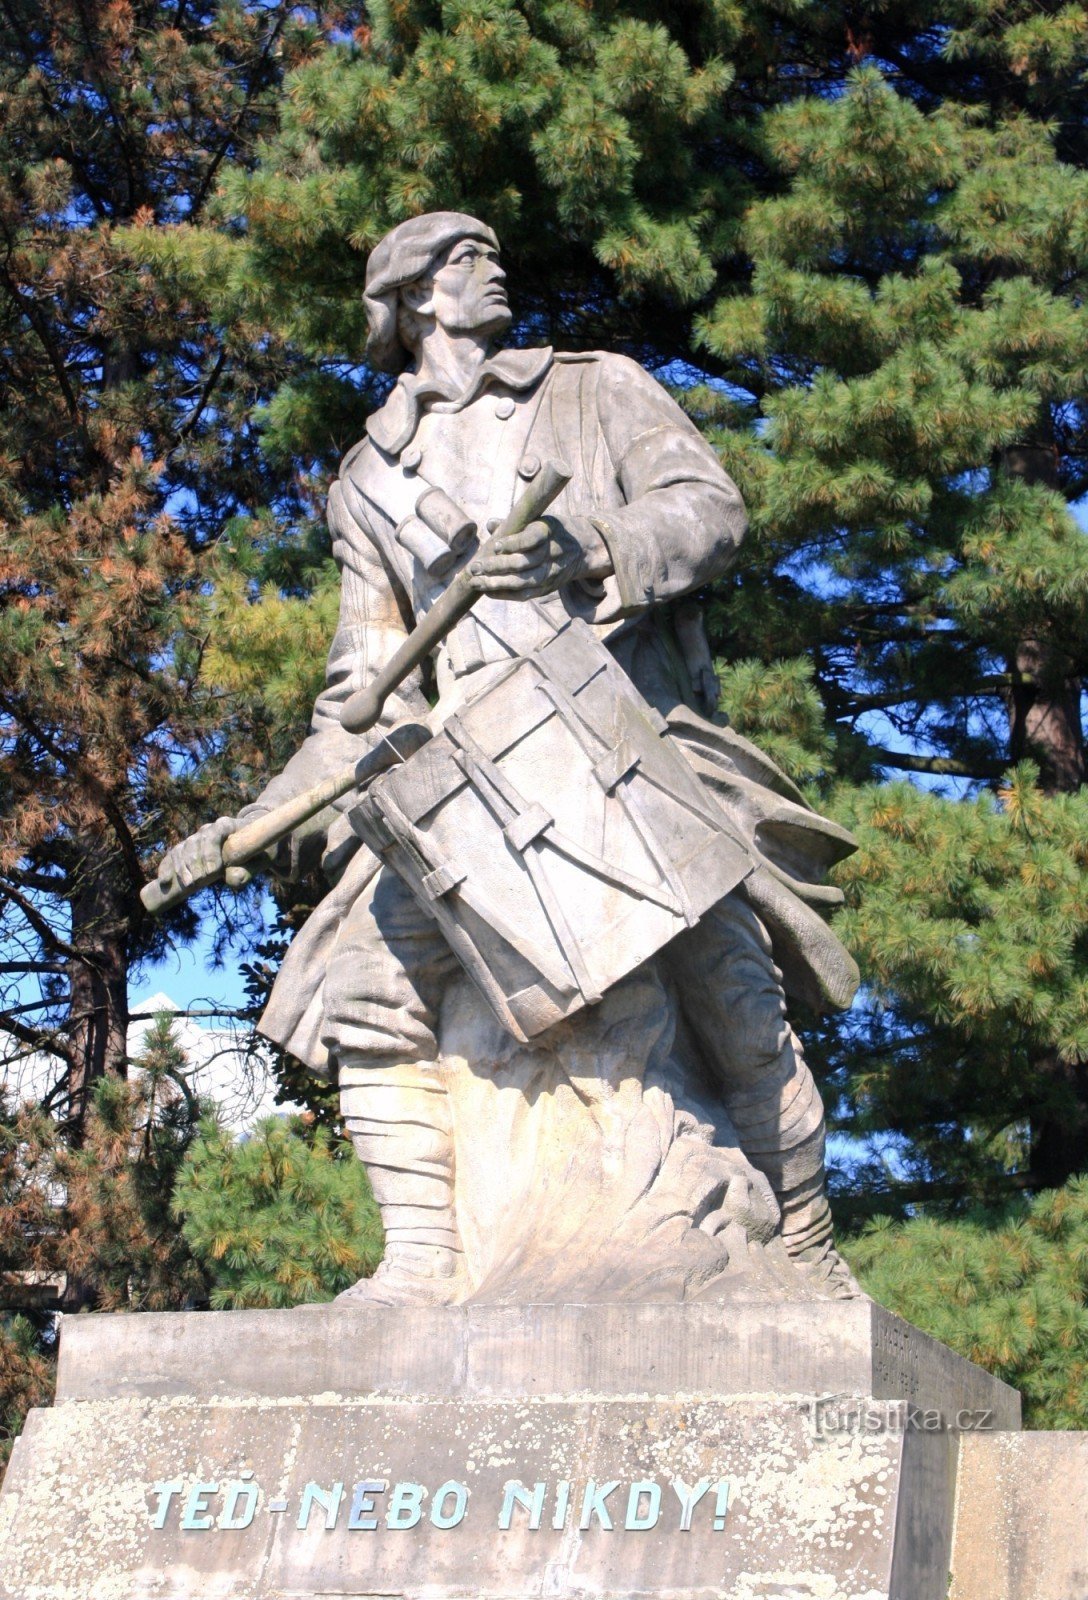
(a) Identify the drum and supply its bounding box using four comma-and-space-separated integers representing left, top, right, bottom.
348, 619, 752, 1042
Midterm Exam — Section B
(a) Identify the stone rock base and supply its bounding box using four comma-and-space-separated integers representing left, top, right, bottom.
0, 1302, 1022, 1600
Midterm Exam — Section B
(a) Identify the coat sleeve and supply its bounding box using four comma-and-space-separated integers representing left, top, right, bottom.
238, 469, 429, 874
585, 354, 747, 617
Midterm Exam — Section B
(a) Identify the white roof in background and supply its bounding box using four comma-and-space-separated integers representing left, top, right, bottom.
2, 993, 303, 1132
138, 992, 182, 1014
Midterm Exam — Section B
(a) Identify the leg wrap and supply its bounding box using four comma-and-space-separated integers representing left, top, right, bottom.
339, 1054, 464, 1282
775, 1168, 834, 1257
719, 1040, 833, 1255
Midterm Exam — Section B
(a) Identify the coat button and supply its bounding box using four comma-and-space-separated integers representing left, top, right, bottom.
518, 453, 540, 479
494, 397, 515, 420
400, 444, 422, 473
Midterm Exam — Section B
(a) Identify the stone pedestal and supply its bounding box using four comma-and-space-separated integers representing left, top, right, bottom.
950, 1431, 1088, 1600
0, 1302, 1020, 1600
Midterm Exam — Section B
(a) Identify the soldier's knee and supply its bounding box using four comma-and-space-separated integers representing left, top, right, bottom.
715, 1013, 795, 1091
666, 892, 793, 1080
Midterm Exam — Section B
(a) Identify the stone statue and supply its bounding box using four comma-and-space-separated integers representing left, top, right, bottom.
149, 212, 862, 1307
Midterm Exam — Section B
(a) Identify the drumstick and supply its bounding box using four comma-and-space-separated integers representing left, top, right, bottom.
140, 721, 430, 914
339, 461, 571, 734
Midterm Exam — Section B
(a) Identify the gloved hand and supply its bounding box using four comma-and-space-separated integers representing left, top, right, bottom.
152, 816, 252, 898
468, 514, 611, 599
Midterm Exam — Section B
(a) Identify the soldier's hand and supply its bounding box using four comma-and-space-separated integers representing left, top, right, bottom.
469, 515, 611, 599
154, 816, 251, 898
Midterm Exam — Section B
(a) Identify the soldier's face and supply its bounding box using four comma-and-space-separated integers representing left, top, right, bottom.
425, 235, 511, 339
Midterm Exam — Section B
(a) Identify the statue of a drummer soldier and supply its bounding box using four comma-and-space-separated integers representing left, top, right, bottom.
155, 212, 862, 1302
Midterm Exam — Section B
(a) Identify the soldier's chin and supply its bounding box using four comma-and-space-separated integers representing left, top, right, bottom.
479, 302, 512, 335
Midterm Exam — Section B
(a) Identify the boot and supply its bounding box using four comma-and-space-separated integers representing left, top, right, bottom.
775, 1166, 863, 1300
336, 1055, 468, 1306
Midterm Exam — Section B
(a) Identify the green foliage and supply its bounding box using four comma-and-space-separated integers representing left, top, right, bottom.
700, 69, 1088, 673
844, 1179, 1088, 1429
1, 1018, 209, 1313
129, 0, 754, 431
166, 1, 1088, 1212
823, 769, 1088, 1202
0, 1101, 58, 1292
200, 557, 343, 733
835, 768, 1088, 1064
715, 656, 834, 785
692, 40, 1088, 1197
3, 0, 1086, 1425
0, 1022, 373, 1456
0, 1097, 61, 1467
175, 1117, 382, 1308
0, 1316, 54, 1472
0, 1017, 208, 1458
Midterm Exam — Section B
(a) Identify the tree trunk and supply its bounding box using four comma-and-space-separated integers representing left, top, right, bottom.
1031, 1058, 1088, 1190
65, 855, 131, 1131
1008, 633, 1085, 794
1003, 445, 1084, 795
1001, 444, 1088, 1185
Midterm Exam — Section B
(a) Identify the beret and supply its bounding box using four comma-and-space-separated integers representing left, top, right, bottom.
365, 212, 498, 299
364, 211, 499, 375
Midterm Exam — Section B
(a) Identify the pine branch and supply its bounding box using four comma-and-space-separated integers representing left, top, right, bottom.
0, 1007, 74, 1062
0, 253, 83, 429
868, 748, 1005, 779
0, 0, 111, 220
1, 998, 67, 1018
0, 695, 145, 895
188, 9, 290, 220
70, 0, 146, 215
0, 883, 80, 961
836, 675, 1026, 716
8, 869, 68, 895
173, 348, 227, 445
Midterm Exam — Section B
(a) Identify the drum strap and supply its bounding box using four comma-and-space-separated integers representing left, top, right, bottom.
528, 671, 700, 928
443, 716, 601, 1005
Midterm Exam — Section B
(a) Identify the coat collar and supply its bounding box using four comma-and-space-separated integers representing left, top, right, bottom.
366, 346, 553, 457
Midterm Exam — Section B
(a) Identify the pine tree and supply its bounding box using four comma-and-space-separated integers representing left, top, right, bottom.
57, 1016, 210, 1312
697, 48, 1088, 1205
122, 0, 754, 473
0, 1, 351, 1131
0, 1316, 53, 1472
0, 1095, 60, 1467
174, 1114, 382, 1307
26, 2, 1084, 1441
845, 1177, 1088, 1429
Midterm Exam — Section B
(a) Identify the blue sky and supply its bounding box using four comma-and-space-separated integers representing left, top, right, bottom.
132, 896, 271, 1022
